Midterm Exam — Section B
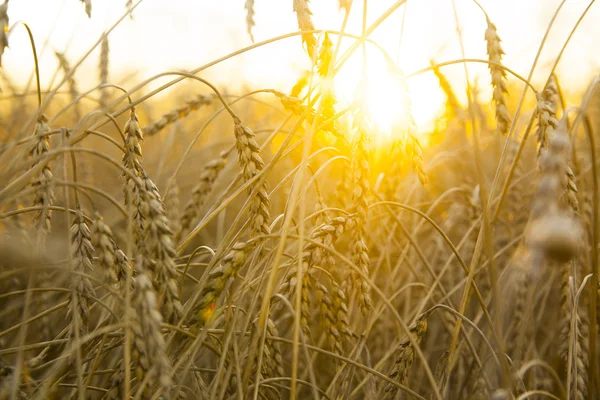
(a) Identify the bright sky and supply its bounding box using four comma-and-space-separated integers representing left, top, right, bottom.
2, 0, 600, 131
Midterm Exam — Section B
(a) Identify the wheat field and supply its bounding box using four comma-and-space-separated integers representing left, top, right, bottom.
0, 0, 599, 399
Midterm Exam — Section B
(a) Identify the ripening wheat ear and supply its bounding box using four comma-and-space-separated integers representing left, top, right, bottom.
485, 19, 510, 135
92, 213, 129, 287
99, 32, 109, 108
245, 0, 255, 42
176, 152, 227, 242
143, 94, 213, 136
252, 315, 285, 399
0, 0, 8, 67
233, 119, 271, 238
408, 133, 428, 186
431, 60, 462, 120
69, 209, 95, 338
265, 317, 285, 378
55, 51, 81, 122
131, 256, 173, 397
317, 33, 337, 129
504, 249, 529, 361
316, 281, 351, 355
389, 62, 428, 186
165, 180, 181, 235
139, 173, 183, 322
280, 216, 351, 336
293, 0, 317, 59
384, 314, 428, 398
121, 108, 146, 247
194, 241, 252, 326
350, 105, 373, 315
338, 0, 351, 12
271, 90, 345, 140
30, 115, 55, 249
79, 0, 91, 17
535, 80, 559, 158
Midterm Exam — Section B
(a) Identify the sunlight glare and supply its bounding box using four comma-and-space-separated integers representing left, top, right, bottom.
334, 48, 442, 145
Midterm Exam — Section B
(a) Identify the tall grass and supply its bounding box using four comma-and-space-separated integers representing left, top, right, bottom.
0, 0, 599, 399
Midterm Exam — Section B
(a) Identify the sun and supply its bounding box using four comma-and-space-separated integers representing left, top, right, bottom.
332, 48, 443, 145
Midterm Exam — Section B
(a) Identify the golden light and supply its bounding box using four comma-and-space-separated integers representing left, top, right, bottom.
333, 47, 444, 145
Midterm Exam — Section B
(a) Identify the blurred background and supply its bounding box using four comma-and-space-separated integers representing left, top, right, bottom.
2, 0, 600, 132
